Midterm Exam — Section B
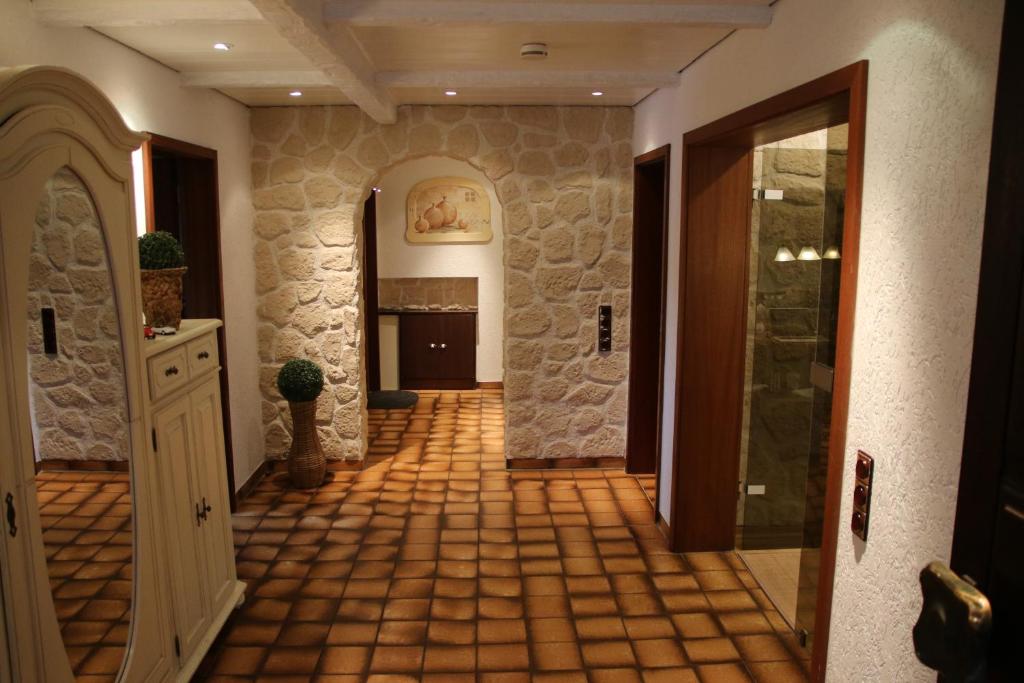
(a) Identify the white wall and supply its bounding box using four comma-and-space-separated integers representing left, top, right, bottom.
375, 156, 504, 382
634, 0, 1003, 679
1, 0, 264, 491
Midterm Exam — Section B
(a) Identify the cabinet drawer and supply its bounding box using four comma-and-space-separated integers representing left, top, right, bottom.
187, 332, 219, 379
148, 345, 190, 402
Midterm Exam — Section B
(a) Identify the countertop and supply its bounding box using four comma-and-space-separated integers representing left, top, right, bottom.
142, 318, 222, 358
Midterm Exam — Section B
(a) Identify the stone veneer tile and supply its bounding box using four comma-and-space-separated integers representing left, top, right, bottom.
251, 105, 635, 462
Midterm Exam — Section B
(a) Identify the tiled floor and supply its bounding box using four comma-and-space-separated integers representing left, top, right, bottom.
198, 389, 808, 682
36, 470, 133, 681
737, 550, 801, 629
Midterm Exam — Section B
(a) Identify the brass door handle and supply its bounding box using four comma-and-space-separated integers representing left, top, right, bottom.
913, 561, 992, 682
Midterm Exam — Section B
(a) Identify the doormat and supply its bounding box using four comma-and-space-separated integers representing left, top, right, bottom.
367, 390, 419, 409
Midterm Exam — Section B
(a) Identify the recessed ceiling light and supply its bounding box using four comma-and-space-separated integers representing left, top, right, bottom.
592, 91, 604, 97
213, 42, 232, 51
444, 90, 457, 97
289, 91, 303, 97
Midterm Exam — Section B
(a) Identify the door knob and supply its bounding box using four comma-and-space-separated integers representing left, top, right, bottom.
429, 343, 437, 349
440, 343, 447, 350
913, 561, 992, 682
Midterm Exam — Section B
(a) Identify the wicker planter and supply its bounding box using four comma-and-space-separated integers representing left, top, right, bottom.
287, 399, 325, 489
140, 267, 187, 329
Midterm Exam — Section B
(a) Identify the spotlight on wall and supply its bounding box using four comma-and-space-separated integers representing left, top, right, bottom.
444, 90, 458, 97
213, 42, 232, 51
797, 246, 822, 261
289, 91, 303, 97
823, 245, 841, 260
774, 246, 796, 262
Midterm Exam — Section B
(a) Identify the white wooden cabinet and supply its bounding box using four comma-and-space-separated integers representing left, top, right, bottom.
0, 67, 243, 683
145, 320, 245, 679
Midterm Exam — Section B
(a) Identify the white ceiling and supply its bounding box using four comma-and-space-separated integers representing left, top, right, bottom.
34, 0, 774, 120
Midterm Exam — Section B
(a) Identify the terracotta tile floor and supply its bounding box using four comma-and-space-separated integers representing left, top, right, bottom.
197, 389, 809, 682
36, 470, 133, 682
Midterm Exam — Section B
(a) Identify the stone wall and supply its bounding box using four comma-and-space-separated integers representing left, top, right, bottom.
378, 277, 478, 311
27, 168, 129, 462
251, 105, 634, 461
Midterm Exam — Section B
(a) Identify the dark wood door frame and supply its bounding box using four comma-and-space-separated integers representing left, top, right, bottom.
141, 133, 237, 510
669, 61, 868, 682
626, 144, 671, 488
362, 191, 381, 392
950, 4, 1022, 677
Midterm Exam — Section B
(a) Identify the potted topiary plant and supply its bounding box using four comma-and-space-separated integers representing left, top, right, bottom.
138, 230, 187, 329
276, 359, 326, 488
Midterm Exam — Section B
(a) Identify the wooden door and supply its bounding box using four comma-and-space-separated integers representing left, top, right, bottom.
672, 145, 753, 551
153, 396, 210, 662
188, 375, 235, 615
627, 145, 671, 475
439, 313, 476, 385
948, 4, 1023, 676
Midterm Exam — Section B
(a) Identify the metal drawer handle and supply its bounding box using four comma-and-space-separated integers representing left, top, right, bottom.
429, 343, 437, 349
202, 497, 212, 518
195, 503, 203, 526
197, 351, 210, 360
165, 365, 179, 377
440, 343, 447, 350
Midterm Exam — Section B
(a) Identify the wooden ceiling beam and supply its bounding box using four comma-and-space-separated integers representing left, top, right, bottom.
377, 70, 680, 90
180, 70, 333, 89
323, 1, 773, 29
248, 0, 397, 123
33, 0, 261, 27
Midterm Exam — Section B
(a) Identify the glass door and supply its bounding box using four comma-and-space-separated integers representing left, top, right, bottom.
737, 124, 848, 650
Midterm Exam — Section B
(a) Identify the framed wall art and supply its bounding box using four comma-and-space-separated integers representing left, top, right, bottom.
406, 176, 493, 244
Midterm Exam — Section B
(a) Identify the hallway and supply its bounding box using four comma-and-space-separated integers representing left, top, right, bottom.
197, 389, 807, 682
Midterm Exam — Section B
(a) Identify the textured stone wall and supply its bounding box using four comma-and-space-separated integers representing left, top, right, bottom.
378, 277, 478, 311
251, 105, 633, 461
27, 168, 129, 462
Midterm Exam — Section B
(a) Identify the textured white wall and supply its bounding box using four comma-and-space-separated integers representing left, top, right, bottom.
633, 0, 1003, 679
375, 156, 504, 382
0, 0, 265, 491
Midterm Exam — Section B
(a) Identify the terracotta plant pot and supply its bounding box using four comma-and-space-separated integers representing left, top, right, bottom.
287, 399, 325, 489
140, 267, 187, 329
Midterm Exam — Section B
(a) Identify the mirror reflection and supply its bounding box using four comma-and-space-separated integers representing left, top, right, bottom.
27, 167, 133, 681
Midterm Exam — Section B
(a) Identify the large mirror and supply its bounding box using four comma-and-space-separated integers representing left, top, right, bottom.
26, 167, 133, 681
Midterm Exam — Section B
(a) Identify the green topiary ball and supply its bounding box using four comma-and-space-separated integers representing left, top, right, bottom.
276, 359, 325, 403
138, 230, 185, 270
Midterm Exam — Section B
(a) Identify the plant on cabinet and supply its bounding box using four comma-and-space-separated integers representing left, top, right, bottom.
138, 230, 186, 329
276, 359, 326, 488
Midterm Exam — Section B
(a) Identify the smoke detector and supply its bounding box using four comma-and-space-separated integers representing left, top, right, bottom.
520, 43, 549, 60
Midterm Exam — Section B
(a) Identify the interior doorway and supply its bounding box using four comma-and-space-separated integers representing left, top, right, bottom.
362, 190, 381, 392
141, 134, 236, 508
626, 145, 671, 495
668, 62, 868, 681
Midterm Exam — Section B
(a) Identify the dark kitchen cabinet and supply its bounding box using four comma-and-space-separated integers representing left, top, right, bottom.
398, 312, 476, 389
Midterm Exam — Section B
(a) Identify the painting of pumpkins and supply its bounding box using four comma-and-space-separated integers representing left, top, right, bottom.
406, 176, 493, 244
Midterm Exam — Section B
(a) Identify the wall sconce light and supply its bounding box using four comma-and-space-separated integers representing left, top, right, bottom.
797, 246, 821, 261
823, 245, 841, 260
774, 246, 796, 262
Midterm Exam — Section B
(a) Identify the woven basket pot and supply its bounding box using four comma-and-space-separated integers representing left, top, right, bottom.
140, 267, 187, 329
287, 399, 326, 489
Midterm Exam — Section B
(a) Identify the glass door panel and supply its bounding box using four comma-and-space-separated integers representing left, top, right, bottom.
737, 124, 849, 650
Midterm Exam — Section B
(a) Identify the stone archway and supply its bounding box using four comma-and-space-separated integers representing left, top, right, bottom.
251, 105, 634, 463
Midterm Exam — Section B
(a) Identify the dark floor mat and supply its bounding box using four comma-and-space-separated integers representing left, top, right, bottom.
367, 390, 419, 409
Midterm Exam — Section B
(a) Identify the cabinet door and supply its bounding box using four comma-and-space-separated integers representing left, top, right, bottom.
153, 396, 210, 662
189, 375, 237, 615
441, 313, 476, 382
399, 314, 445, 385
